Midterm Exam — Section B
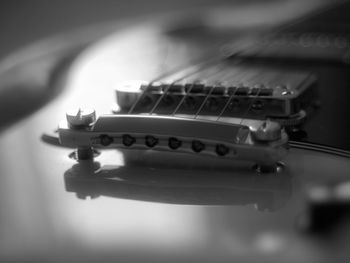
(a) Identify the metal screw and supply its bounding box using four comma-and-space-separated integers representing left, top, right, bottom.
76, 147, 95, 160
145, 135, 158, 148
252, 120, 282, 142
216, 144, 229, 156
122, 134, 136, 147
281, 90, 293, 96
100, 135, 113, 146
66, 108, 96, 161
168, 137, 182, 150
66, 108, 96, 128
192, 140, 205, 153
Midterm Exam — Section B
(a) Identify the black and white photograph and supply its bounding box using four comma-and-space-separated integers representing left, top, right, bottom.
0, 0, 349, 262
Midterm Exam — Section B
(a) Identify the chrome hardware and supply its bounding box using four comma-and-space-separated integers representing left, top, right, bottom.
281, 90, 294, 96
115, 80, 147, 110
65, 108, 97, 160
58, 111, 289, 166
251, 120, 282, 142
66, 108, 96, 128
114, 71, 316, 127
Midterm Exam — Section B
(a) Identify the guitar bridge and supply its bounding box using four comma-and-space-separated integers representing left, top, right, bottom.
58, 111, 288, 168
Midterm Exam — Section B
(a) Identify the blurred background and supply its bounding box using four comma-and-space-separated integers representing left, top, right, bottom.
0, 1, 348, 263
0, 0, 330, 59
0, 0, 218, 59
0, 0, 330, 131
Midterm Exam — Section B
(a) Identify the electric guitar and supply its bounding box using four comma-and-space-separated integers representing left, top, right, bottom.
1, 1, 350, 262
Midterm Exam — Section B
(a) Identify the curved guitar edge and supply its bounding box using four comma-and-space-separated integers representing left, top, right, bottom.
0, 22, 129, 133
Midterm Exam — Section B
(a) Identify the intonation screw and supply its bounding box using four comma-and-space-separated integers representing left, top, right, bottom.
145, 135, 158, 148
168, 137, 182, 150
192, 140, 205, 153
122, 134, 136, 147
216, 144, 229, 156
66, 108, 96, 128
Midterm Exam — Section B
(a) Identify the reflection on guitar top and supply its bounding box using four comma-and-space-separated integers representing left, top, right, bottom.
64, 158, 292, 212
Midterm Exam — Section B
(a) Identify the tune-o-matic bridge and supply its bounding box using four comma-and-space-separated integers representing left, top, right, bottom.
58, 109, 288, 169
53, 64, 317, 170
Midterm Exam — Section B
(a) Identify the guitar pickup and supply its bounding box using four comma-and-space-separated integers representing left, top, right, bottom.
58, 111, 288, 168
114, 68, 317, 126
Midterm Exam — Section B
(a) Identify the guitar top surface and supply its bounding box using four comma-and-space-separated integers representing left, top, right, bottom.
0, 1, 350, 262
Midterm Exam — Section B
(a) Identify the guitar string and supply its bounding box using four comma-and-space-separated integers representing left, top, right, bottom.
193, 62, 247, 120
121, 3, 336, 152
170, 82, 195, 116
215, 1, 289, 120
127, 57, 222, 114
150, 62, 227, 116
129, 56, 275, 123
229, 36, 283, 126
215, 66, 251, 121
148, 62, 226, 115
214, 0, 333, 120
169, 59, 265, 121
170, 61, 235, 116
214, 64, 271, 124
191, 64, 232, 119
127, 70, 194, 115
129, 1, 333, 115
237, 59, 288, 126
213, 60, 261, 122
149, 82, 170, 115
193, 86, 216, 119
148, 63, 270, 124
129, 16, 284, 117
200, 50, 274, 124
237, 66, 269, 125
227, 3, 343, 123
197, 61, 257, 122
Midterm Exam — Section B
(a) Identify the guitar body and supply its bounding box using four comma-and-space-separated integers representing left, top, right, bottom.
0, 1, 350, 262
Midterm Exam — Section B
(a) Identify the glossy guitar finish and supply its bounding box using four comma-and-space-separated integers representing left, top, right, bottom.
1, 1, 350, 262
